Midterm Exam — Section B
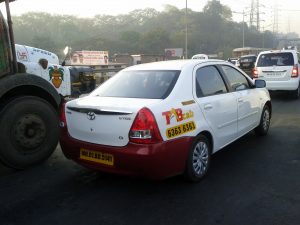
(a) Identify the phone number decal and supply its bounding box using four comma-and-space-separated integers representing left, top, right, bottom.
166, 121, 196, 139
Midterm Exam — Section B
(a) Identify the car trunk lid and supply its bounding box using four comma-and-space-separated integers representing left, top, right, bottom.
65, 96, 161, 146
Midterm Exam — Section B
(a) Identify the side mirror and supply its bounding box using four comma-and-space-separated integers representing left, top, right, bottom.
62, 46, 71, 66
63, 46, 70, 56
255, 79, 266, 88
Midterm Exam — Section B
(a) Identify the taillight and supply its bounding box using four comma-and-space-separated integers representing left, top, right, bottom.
252, 68, 258, 78
129, 107, 163, 144
59, 102, 67, 128
292, 64, 298, 78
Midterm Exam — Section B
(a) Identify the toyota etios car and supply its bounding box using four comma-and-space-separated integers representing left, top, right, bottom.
60, 59, 271, 181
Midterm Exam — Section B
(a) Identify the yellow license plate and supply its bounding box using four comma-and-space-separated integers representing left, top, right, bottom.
80, 148, 114, 166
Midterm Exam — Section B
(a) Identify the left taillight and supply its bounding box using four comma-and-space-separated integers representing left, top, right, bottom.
129, 107, 163, 144
292, 64, 298, 78
252, 67, 258, 78
59, 102, 67, 128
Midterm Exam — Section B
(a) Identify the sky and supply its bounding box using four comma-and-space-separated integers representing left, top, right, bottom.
1, 0, 300, 35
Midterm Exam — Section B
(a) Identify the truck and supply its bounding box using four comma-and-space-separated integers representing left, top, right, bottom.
0, 0, 96, 169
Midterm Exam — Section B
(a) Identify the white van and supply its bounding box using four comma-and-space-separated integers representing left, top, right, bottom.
253, 49, 300, 98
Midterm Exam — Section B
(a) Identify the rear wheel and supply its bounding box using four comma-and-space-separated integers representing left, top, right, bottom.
0, 96, 59, 169
184, 135, 211, 182
255, 105, 270, 136
291, 83, 300, 99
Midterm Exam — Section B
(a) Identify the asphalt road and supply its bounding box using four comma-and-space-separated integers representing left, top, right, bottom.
1, 92, 300, 225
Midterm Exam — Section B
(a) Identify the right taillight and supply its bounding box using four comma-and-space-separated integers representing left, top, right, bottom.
292, 64, 298, 78
252, 67, 258, 78
59, 101, 67, 128
129, 107, 163, 144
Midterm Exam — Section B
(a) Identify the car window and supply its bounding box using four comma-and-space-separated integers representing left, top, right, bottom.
221, 65, 250, 91
92, 70, 180, 99
257, 52, 294, 67
196, 66, 227, 97
240, 56, 256, 63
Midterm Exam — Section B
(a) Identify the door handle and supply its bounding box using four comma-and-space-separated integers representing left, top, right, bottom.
238, 98, 244, 103
204, 104, 213, 110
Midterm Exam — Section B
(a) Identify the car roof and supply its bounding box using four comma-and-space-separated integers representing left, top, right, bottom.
123, 59, 225, 71
259, 49, 299, 55
240, 54, 257, 58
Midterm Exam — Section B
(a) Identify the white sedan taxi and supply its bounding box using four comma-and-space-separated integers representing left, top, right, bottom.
60, 59, 271, 181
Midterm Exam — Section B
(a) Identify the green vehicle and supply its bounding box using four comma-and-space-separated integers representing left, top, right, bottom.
0, 0, 95, 169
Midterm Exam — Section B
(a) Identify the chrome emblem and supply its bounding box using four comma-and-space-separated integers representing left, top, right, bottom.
87, 112, 96, 120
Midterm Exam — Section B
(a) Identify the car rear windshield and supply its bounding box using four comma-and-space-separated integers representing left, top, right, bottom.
93, 70, 180, 99
257, 52, 294, 67
240, 56, 256, 63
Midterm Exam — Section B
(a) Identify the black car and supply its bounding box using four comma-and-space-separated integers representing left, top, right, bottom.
238, 55, 257, 77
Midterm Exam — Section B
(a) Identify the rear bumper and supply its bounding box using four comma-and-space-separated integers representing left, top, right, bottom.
261, 79, 299, 91
60, 128, 193, 180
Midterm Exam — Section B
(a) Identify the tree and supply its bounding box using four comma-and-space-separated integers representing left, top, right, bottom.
140, 28, 170, 54
119, 31, 141, 53
12, 3, 278, 59
203, 0, 232, 21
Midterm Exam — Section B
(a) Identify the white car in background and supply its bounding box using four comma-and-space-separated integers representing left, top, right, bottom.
60, 59, 271, 182
228, 58, 239, 66
253, 49, 300, 98
192, 54, 209, 60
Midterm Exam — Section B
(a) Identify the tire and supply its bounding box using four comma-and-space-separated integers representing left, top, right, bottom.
291, 84, 300, 99
255, 105, 271, 136
0, 96, 59, 169
184, 134, 211, 182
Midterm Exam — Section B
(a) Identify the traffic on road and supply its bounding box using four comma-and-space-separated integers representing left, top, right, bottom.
1, 93, 300, 225
1, 0, 300, 224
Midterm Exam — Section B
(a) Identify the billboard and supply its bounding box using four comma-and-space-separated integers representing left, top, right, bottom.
165, 48, 183, 58
70, 50, 109, 65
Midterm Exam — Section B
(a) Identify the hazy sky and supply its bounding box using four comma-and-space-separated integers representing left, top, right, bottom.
1, 0, 300, 35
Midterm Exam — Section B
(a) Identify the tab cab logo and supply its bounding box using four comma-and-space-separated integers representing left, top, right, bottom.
162, 108, 194, 125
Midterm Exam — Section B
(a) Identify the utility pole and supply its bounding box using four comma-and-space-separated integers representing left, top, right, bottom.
250, 0, 254, 28
185, 0, 188, 59
243, 10, 245, 47
232, 10, 247, 47
256, 0, 260, 31
272, 2, 279, 34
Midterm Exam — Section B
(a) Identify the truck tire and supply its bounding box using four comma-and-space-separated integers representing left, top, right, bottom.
0, 96, 59, 169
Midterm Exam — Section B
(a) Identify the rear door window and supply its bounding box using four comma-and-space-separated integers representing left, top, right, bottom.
257, 52, 294, 67
239, 56, 257, 69
240, 56, 256, 63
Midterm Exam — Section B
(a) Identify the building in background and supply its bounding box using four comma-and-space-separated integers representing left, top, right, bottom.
113, 54, 164, 66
